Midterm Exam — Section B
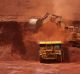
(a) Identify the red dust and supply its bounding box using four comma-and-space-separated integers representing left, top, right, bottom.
0, 20, 80, 62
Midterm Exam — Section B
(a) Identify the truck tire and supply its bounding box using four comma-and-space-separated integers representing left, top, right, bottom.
40, 57, 46, 63
57, 55, 62, 63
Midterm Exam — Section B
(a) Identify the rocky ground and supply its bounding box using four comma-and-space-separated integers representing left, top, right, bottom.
0, 61, 80, 74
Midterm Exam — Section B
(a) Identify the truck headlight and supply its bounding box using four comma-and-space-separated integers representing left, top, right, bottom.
39, 50, 46, 55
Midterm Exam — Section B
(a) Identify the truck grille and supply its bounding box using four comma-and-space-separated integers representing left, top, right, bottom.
46, 51, 57, 58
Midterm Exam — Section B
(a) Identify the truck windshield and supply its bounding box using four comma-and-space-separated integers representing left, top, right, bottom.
47, 44, 53, 49
54, 44, 61, 50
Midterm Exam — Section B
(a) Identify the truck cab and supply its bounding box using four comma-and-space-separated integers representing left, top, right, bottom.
39, 41, 64, 63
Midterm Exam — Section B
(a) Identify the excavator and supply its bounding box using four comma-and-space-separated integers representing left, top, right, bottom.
25, 13, 66, 32
26, 12, 80, 48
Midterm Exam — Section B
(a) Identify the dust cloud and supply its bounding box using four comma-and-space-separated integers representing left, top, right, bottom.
0, 0, 80, 62
53, 0, 80, 20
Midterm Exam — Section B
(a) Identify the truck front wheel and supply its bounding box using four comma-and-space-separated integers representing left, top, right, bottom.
40, 57, 46, 63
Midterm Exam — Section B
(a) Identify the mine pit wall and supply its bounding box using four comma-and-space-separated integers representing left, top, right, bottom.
0, 21, 80, 62
0, 21, 39, 61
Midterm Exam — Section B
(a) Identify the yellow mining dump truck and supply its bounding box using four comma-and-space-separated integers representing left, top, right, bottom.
39, 41, 64, 63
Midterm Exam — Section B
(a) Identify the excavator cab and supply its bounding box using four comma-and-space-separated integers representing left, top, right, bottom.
39, 41, 64, 63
